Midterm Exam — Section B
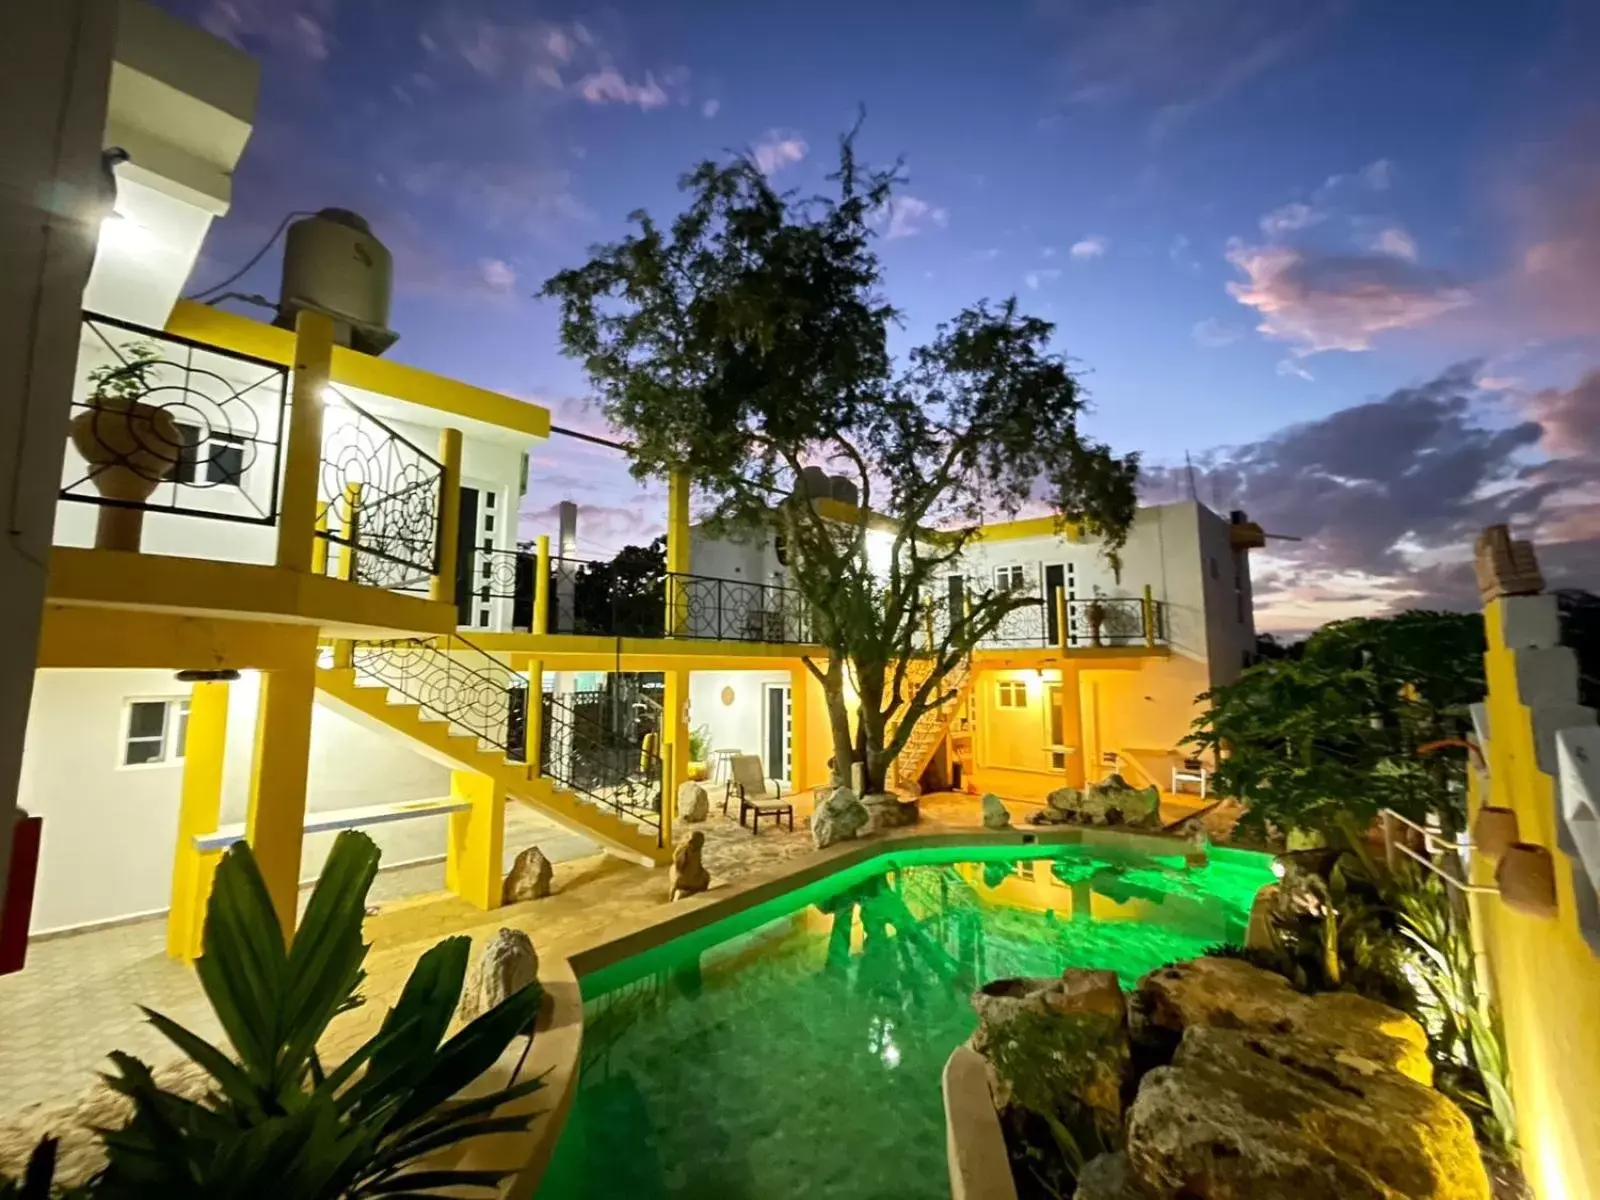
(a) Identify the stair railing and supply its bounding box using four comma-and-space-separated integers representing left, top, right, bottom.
350, 632, 529, 760
541, 691, 663, 842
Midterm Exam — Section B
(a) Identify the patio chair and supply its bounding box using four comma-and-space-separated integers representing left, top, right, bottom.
723, 753, 794, 834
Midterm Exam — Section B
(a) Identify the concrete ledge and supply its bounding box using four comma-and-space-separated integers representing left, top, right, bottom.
944, 1043, 1018, 1200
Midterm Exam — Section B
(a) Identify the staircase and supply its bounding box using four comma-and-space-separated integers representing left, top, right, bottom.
891, 659, 973, 793
315, 635, 670, 866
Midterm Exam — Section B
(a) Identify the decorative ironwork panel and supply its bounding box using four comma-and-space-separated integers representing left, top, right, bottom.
351, 635, 527, 758
318, 386, 443, 592
1065, 597, 1148, 647
61, 312, 288, 525
541, 690, 662, 838
664, 572, 813, 643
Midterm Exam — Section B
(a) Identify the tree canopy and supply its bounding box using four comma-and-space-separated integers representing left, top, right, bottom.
1188, 610, 1487, 844
542, 130, 1140, 791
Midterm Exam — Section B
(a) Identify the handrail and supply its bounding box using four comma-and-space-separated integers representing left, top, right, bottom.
932, 589, 1162, 649
1378, 808, 1495, 895
541, 690, 663, 841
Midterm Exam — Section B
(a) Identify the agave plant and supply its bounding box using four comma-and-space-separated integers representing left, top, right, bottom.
14, 831, 545, 1198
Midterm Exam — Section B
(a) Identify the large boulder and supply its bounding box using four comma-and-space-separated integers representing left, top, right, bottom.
1031, 774, 1160, 829
460, 927, 538, 1023
1074, 1152, 1154, 1200
1125, 1024, 1490, 1199
676, 780, 709, 824
812, 786, 871, 848
669, 830, 711, 899
980, 793, 1012, 829
501, 846, 553, 903
861, 791, 919, 831
1131, 957, 1432, 1085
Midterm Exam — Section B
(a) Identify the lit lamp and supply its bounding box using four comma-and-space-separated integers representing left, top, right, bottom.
1471, 806, 1520, 859
1497, 843, 1558, 918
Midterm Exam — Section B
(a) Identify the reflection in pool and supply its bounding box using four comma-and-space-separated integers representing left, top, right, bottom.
540, 842, 1273, 1200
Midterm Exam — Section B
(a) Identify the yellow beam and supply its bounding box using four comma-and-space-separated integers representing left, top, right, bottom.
666, 469, 691, 635
47, 548, 459, 640
663, 667, 689, 847
524, 658, 545, 774
444, 771, 505, 911
165, 302, 551, 440
245, 633, 319, 933
971, 645, 1161, 672
166, 679, 229, 962
478, 630, 823, 668
38, 604, 314, 670
279, 310, 334, 573
533, 535, 550, 636
432, 428, 463, 605
967, 514, 1085, 544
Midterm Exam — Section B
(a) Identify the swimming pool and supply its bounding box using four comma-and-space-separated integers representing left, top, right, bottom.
539, 839, 1273, 1200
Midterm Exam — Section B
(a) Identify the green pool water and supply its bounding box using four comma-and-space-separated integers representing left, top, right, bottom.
539, 841, 1273, 1200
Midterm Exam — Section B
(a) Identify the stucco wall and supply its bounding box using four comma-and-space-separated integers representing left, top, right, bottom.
18, 669, 450, 933
687, 668, 793, 781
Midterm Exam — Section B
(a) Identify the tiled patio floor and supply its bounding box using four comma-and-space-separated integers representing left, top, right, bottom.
0, 789, 1221, 1121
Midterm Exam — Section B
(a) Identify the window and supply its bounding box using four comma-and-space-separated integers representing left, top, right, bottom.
995, 564, 1026, 593
121, 698, 189, 767
166, 422, 245, 487
995, 680, 1027, 708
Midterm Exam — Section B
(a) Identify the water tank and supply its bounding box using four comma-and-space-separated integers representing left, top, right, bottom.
829, 475, 859, 507
276, 209, 398, 355
798, 465, 830, 498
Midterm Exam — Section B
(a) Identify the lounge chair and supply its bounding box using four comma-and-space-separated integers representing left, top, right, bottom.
723, 753, 794, 834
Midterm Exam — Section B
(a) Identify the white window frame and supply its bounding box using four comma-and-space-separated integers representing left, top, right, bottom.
995, 680, 1027, 709
994, 564, 1026, 593
119, 697, 190, 769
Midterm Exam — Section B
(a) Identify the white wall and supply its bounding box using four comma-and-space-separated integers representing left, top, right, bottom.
18, 669, 452, 934
688, 524, 785, 584
688, 669, 790, 769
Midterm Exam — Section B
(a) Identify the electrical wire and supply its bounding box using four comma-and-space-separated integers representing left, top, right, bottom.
185, 209, 313, 303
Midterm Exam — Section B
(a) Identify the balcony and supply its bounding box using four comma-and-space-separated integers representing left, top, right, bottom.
938, 588, 1166, 652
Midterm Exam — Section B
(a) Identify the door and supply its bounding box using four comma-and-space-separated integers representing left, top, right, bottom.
454, 485, 499, 629
946, 574, 965, 630
764, 683, 792, 785
1044, 563, 1065, 645
1045, 681, 1068, 771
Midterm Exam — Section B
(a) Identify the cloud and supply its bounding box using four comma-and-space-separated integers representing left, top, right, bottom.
1501, 109, 1600, 338
478, 258, 517, 294
1192, 318, 1242, 347
1025, 268, 1063, 290
202, 0, 333, 61
702, 98, 720, 118
751, 129, 808, 175
1276, 358, 1314, 380
1259, 202, 1323, 237
1043, 0, 1349, 138
1368, 226, 1419, 262
574, 67, 671, 109
400, 161, 594, 239
1069, 235, 1109, 259
1225, 241, 1472, 354
1360, 159, 1392, 191
880, 195, 950, 240
1137, 360, 1600, 630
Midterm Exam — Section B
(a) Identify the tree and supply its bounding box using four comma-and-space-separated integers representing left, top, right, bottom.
1188, 610, 1486, 844
541, 131, 1139, 793
576, 538, 667, 636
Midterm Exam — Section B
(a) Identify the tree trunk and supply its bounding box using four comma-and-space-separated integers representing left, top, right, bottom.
818, 658, 857, 790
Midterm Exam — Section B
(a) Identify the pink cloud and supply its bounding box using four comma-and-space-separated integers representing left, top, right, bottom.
202, 0, 332, 61
751, 130, 808, 175
574, 67, 671, 109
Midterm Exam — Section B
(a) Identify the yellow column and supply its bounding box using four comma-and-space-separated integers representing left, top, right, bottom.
1059, 663, 1085, 788
665, 469, 691, 635
524, 660, 544, 774
432, 428, 463, 605
245, 637, 318, 934
1142, 584, 1156, 647
311, 504, 330, 576
1056, 589, 1070, 655
662, 667, 690, 845
338, 482, 362, 582
445, 770, 504, 910
532, 534, 551, 635
166, 680, 229, 962
790, 663, 809, 790
277, 310, 335, 573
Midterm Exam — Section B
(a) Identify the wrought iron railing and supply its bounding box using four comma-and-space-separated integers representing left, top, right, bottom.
317, 385, 443, 592
665, 571, 812, 643
61, 313, 288, 537
932, 588, 1163, 649
351, 634, 529, 759
541, 691, 662, 839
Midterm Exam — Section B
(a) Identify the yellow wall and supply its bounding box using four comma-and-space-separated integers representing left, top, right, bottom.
1088, 653, 1214, 770
976, 669, 1059, 779
1470, 592, 1600, 1200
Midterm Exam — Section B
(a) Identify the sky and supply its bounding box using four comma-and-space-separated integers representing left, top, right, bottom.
162, 0, 1600, 632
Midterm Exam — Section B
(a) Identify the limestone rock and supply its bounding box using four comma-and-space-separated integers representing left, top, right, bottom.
501, 846, 553, 903
1131, 956, 1432, 1085
676, 780, 709, 823
669, 830, 711, 899
861, 791, 918, 832
980, 793, 1012, 829
1031, 775, 1160, 829
460, 927, 538, 1023
1074, 1152, 1155, 1200
1125, 1025, 1490, 1200
813, 786, 871, 848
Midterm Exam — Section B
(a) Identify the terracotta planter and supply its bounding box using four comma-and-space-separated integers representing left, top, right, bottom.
1471, 806, 1520, 860
69, 395, 180, 550
1497, 842, 1558, 918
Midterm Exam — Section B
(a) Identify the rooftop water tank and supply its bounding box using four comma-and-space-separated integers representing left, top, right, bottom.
829, 475, 859, 506
276, 208, 398, 356
798, 465, 830, 498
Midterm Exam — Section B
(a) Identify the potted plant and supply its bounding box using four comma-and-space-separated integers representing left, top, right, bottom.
1085, 590, 1108, 647
69, 343, 182, 550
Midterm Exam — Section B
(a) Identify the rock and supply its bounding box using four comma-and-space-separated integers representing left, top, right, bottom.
980, 793, 1012, 829
1037, 776, 1160, 829
1125, 1025, 1490, 1199
861, 791, 919, 831
501, 846, 553, 903
1074, 1152, 1155, 1200
676, 780, 709, 823
812, 786, 871, 848
460, 927, 538, 1023
669, 830, 711, 899
1131, 956, 1432, 1085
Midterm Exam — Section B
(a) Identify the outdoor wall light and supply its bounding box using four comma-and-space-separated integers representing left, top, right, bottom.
1471, 806, 1521, 859
1497, 842, 1559, 918
175, 669, 242, 683
720, 686, 735, 706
